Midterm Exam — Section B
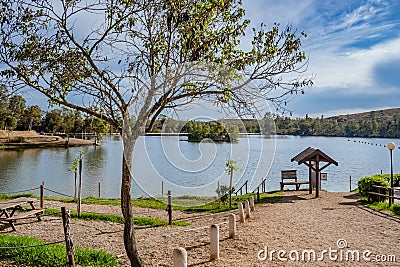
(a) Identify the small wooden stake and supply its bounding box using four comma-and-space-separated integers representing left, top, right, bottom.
40, 182, 44, 209
168, 190, 172, 225
77, 152, 83, 217
98, 182, 101, 198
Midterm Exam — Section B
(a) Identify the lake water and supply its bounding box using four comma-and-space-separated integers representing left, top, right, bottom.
0, 135, 399, 198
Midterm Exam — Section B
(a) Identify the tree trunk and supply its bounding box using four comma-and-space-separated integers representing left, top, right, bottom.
121, 152, 143, 266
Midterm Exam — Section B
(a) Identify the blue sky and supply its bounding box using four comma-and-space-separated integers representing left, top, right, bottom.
243, 0, 400, 117
23, 0, 400, 119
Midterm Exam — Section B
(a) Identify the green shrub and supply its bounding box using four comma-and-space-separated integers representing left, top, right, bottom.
358, 175, 388, 198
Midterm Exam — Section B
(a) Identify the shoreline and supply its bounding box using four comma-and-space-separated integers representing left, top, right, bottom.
0, 130, 95, 149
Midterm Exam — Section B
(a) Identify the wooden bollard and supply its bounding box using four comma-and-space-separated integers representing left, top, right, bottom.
210, 224, 219, 260
245, 200, 251, 219
168, 190, 172, 225
228, 214, 236, 238
173, 247, 187, 267
249, 196, 255, 211
254, 193, 258, 203
238, 203, 245, 223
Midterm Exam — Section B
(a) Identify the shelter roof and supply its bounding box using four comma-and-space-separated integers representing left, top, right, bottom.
291, 147, 338, 166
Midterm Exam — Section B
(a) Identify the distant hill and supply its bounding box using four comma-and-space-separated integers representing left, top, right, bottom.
328, 108, 400, 123
275, 108, 400, 138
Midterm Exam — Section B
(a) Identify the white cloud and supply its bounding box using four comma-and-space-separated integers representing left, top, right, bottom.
308, 37, 400, 92
243, 0, 315, 27
335, 1, 381, 30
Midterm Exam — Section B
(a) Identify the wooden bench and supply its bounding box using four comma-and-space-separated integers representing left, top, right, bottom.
0, 209, 45, 231
280, 170, 309, 191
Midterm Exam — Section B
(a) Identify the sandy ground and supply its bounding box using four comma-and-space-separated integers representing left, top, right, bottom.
0, 130, 94, 147
1, 191, 400, 266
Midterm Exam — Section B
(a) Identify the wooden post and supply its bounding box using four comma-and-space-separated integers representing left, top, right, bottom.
40, 182, 44, 209
168, 190, 172, 225
98, 182, 101, 198
229, 170, 233, 208
349, 175, 352, 192
210, 224, 219, 260
316, 155, 320, 198
308, 160, 312, 194
257, 187, 260, 202
244, 200, 251, 219
238, 203, 245, 223
173, 247, 187, 267
161, 181, 164, 197
245, 181, 248, 194
77, 152, 83, 217
228, 214, 236, 238
249, 196, 255, 211
61, 207, 75, 267
74, 171, 77, 201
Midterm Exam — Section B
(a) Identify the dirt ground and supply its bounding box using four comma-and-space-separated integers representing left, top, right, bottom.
1, 191, 400, 266
0, 130, 94, 147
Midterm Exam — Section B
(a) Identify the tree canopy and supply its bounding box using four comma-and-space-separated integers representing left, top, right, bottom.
0, 1, 312, 265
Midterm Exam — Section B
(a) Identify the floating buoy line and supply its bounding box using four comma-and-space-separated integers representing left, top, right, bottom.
347, 139, 400, 149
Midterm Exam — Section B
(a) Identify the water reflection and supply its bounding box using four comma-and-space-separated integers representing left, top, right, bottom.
0, 135, 399, 198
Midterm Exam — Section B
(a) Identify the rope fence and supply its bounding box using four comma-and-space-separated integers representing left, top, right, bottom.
0, 187, 40, 195
44, 188, 74, 198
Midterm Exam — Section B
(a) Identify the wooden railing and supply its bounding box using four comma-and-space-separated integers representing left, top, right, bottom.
234, 181, 248, 196
252, 178, 267, 194
367, 185, 400, 204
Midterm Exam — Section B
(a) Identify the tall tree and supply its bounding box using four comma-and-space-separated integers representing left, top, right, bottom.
21, 105, 43, 131
44, 109, 63, 133
0, 1, 312, 265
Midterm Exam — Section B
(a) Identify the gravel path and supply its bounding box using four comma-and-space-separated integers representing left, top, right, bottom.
1, 191, 400, 266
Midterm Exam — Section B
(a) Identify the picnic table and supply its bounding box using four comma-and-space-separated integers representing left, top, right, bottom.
0, 197, 45, 231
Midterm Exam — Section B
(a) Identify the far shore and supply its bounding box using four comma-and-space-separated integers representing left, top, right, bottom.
0, 130, 95, 148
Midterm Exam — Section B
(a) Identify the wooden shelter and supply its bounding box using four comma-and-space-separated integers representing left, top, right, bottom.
291, 147, 338, 197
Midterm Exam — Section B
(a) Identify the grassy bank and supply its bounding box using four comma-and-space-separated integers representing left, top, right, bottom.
1, 191, 283, 213
44, 208, 189, 226
358, 198, 400, 217
0, 235, 117, 267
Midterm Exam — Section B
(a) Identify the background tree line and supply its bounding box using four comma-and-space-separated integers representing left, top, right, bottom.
0, 89, 111, 135
150, 109, 400, 138
273, 109, 400, 138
